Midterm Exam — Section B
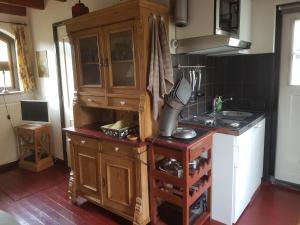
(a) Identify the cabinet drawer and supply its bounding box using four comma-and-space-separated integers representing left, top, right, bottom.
79, 95, 106, 108
70, 134, 100, 150
102, 141, 137, 157
108, 97, 139, 111
189, 134, 212, 160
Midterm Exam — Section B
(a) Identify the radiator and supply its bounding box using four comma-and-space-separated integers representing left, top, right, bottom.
0, 102, 22, 126
0, 102, 22, 165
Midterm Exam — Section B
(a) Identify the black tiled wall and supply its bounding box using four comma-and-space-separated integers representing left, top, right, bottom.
214, 53, 275, 112
171, 53, 275, 119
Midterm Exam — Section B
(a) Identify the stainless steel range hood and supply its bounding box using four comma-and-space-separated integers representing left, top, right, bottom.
175, 34, 252, 55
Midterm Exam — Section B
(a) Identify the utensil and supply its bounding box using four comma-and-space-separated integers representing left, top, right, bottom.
193, 70, 196, 92
197, 69, 202, 96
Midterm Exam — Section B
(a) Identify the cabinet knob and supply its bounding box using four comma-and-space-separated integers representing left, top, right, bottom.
114, 147, 119, 152
87, 98, 93, 102
120, 101, 126, 105
81, 140, 86, 145
67, 138, 71, 142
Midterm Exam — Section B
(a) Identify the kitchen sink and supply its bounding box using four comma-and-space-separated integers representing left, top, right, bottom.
215, 111, 253, 119
182, 111, 254, 129
217, 119, 240, 128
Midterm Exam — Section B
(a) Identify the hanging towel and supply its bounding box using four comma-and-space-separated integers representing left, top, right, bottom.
147, 16, 174, 120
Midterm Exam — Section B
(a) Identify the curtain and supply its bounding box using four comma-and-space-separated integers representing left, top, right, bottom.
13, 25, 35, 92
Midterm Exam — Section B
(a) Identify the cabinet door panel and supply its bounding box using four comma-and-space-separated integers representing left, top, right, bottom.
110, 30, 135, 87
107, 163, 131, 206
73, 144, 101, 200
102, 153, 136, 216
73, 29, 105, 95
104, 20, 141, 95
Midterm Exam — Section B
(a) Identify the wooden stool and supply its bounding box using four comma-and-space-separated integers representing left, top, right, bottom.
16, 124, 53, 172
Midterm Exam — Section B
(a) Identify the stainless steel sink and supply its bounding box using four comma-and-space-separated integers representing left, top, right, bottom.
216, 111, 253, 119
217, 119, 240, 128
182, 111, 253, 129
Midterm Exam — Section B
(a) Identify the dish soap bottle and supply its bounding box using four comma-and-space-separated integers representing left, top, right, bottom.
215, 96, 222, 112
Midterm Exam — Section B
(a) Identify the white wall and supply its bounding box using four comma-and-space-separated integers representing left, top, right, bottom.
250, 0, 300, 54
0, 14, 35, 165
27, 0, 130, 160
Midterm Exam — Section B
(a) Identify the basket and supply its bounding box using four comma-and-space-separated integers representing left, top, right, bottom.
100, 120, 138, 138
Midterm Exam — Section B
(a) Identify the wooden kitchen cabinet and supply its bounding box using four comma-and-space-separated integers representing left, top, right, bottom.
65, 1, 168, 224
66, 132, 150, 225
69, 135, 101, 203
101, 153, 136, 216
67, 1, 168, 113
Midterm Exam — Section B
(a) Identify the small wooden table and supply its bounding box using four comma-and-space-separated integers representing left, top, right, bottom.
16, 124, 53, 172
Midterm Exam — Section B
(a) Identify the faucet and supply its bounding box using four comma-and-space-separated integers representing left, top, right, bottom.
213, 96, 233, 113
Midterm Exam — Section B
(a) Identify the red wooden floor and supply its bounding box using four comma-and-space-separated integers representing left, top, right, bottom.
0, 163, 299, 225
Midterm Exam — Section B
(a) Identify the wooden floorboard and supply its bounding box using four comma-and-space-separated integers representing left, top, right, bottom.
0, 164, 299, 225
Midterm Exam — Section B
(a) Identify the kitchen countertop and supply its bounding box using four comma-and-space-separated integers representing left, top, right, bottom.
63, 124, 146, 148
180, 112, 265, 136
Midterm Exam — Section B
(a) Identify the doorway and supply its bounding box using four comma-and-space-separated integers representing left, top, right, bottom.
53, 23, 74, 166
275, 11, 300, 185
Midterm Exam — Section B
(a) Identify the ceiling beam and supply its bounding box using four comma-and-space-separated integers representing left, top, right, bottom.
0, 3, 26, 16
0, 0, 44, 10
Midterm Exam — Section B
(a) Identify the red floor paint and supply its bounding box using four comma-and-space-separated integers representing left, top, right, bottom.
0, 164, 299, 225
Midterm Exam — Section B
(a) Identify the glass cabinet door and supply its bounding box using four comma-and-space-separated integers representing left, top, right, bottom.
108, 29, 135, 87
78, 34, 102, 86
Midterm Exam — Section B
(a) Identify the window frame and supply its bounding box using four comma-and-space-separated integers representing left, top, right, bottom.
0, 32, 19, 92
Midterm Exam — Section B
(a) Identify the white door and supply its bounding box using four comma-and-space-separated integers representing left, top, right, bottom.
57, 25, 74, 166
275, 12, 300, 185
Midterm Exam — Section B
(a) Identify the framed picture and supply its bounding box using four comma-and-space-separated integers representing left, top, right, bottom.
36, 50, 49, 78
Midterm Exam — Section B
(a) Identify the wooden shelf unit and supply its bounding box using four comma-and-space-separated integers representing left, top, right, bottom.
16, 124, 53, 172
148, 132, 213, 225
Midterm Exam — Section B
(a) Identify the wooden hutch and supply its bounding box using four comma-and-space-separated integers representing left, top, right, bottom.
64, 1, 168, 225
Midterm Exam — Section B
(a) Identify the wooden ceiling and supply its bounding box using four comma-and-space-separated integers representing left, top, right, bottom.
0, 0, 66, 16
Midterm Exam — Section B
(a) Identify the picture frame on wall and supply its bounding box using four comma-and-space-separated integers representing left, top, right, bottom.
36, 50, 49, 78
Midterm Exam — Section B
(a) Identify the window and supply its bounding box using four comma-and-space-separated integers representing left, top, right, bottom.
0, 31, 18, 92
290, 20, 300, 86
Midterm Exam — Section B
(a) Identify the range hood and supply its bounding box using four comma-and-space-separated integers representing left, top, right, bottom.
172, 0, 252, 55
175, 34, 252, 55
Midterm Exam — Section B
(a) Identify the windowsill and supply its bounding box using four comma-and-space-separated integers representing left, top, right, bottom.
0, 90, 24, 96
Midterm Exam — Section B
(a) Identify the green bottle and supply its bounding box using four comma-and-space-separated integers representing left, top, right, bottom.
216, 96, 222, 112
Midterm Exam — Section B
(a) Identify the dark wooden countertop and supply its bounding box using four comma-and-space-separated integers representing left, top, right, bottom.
63, 125, 146, 148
